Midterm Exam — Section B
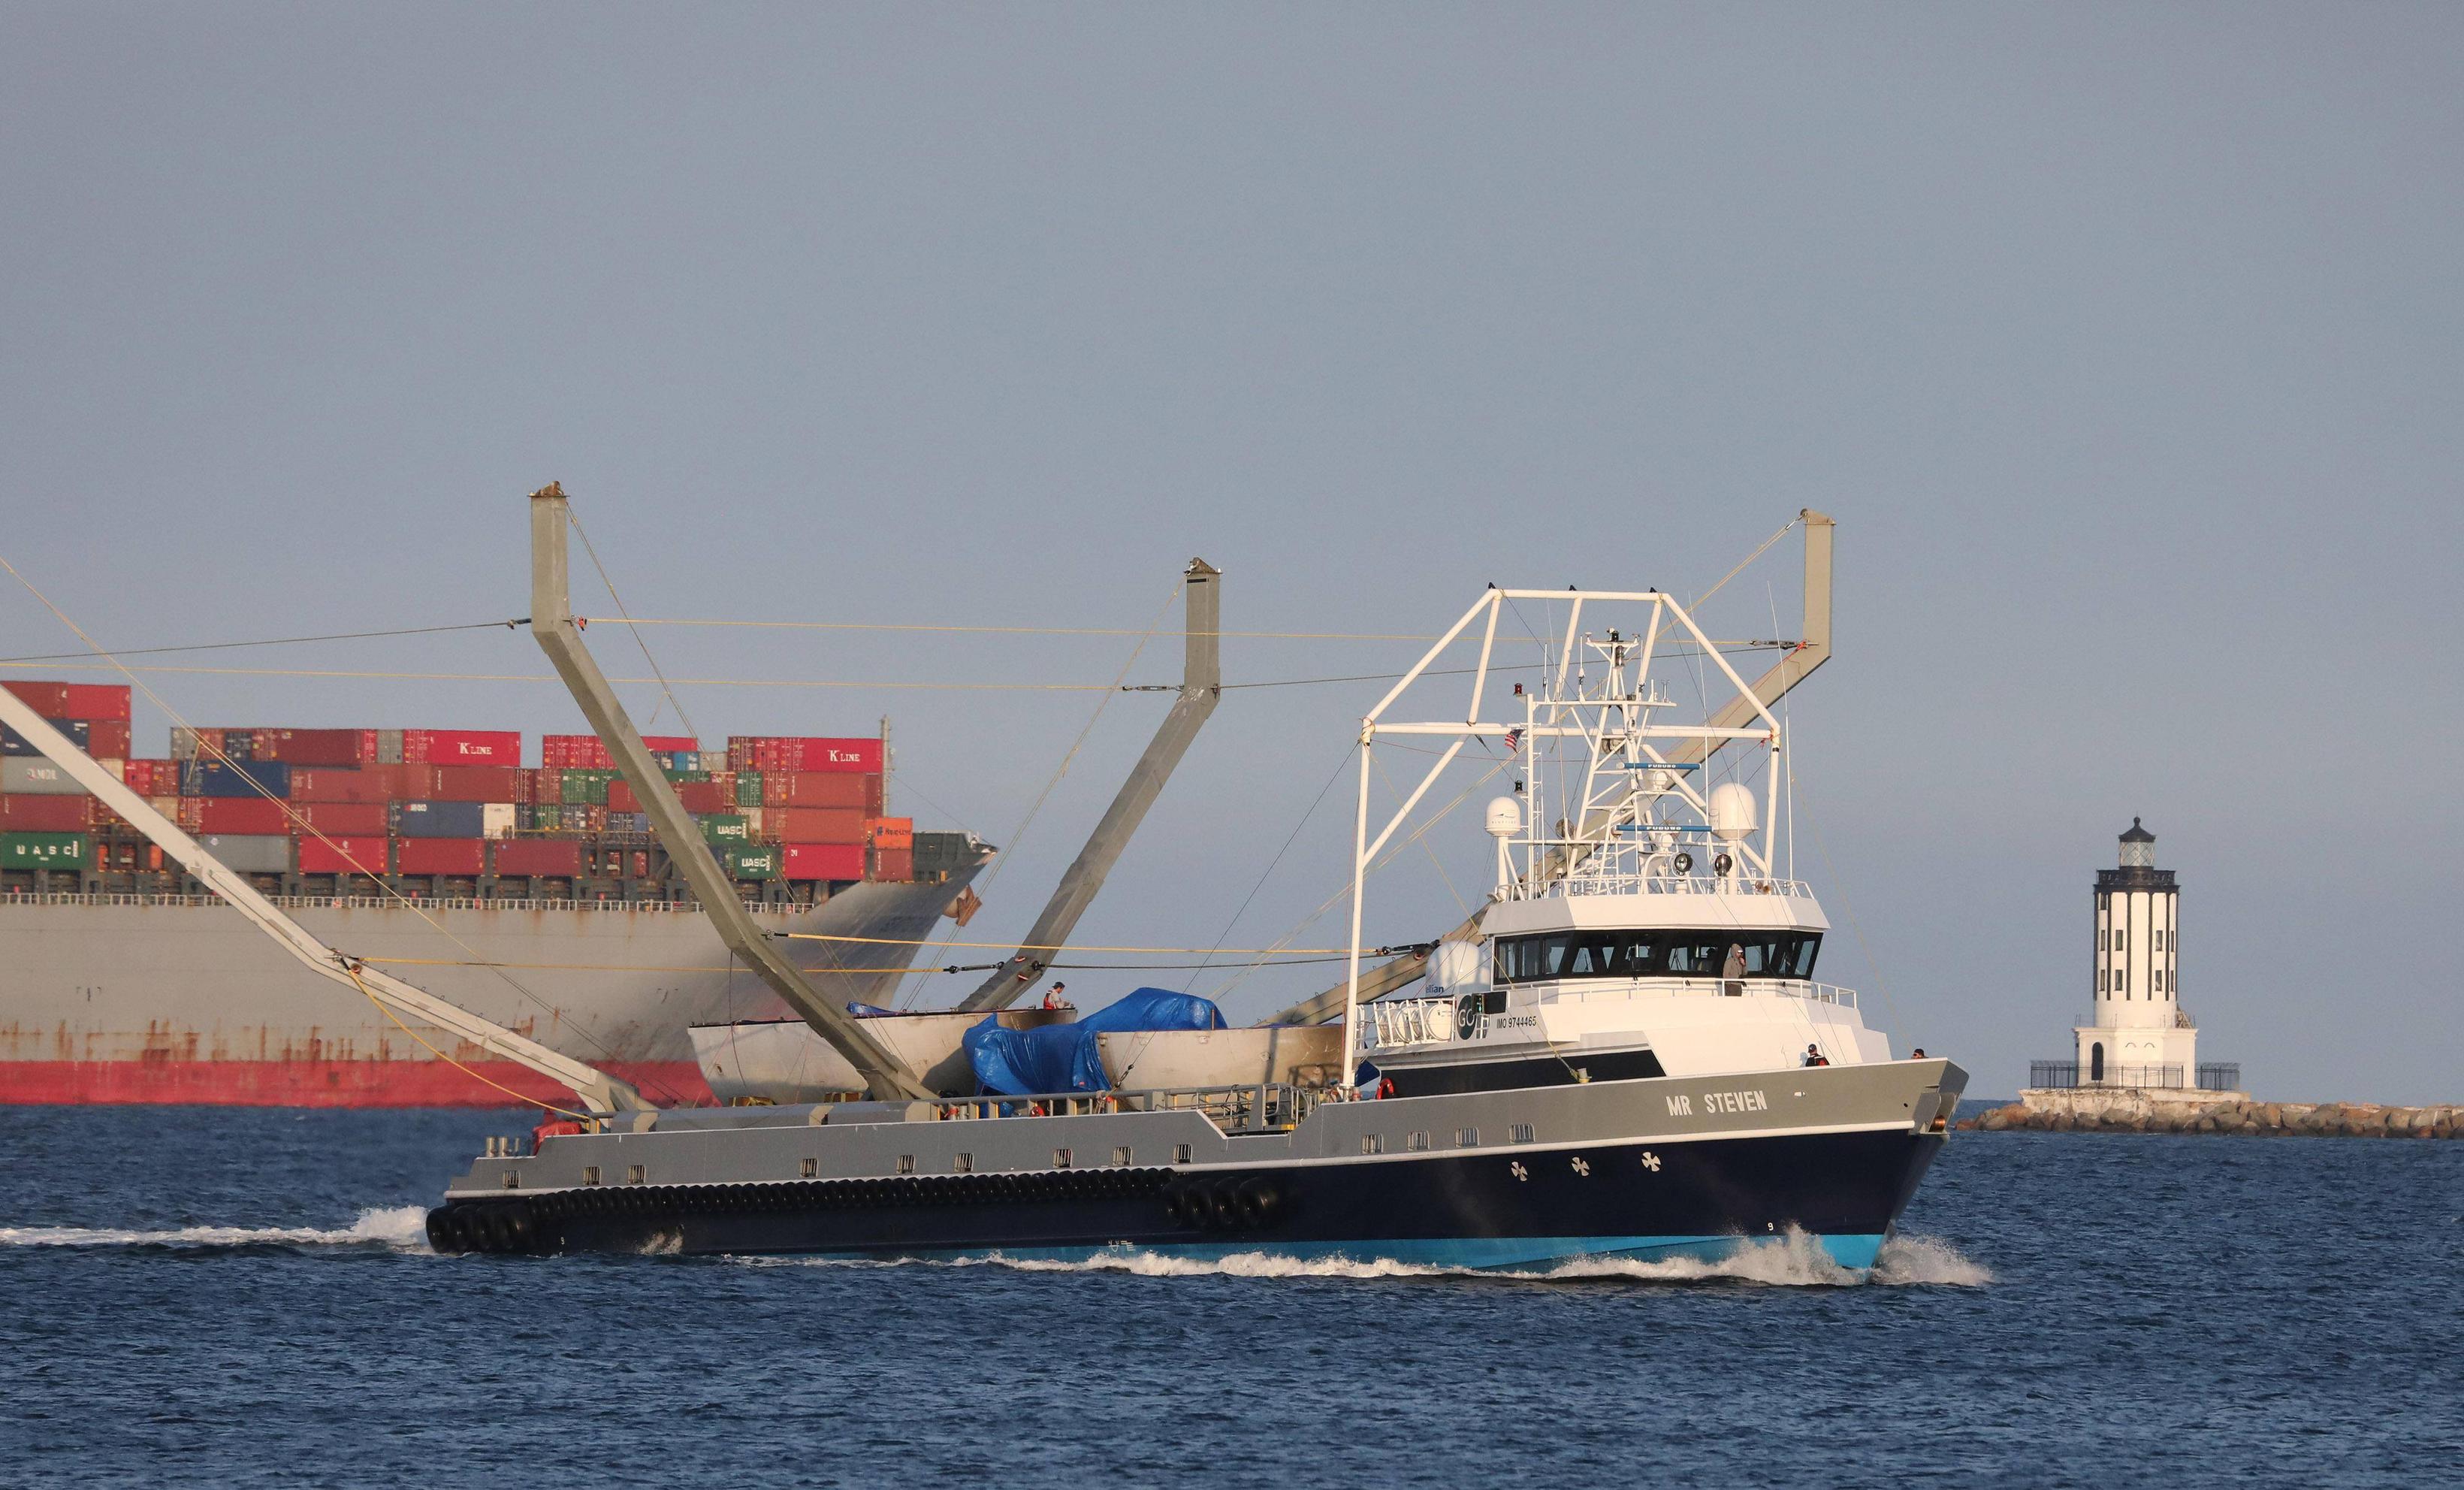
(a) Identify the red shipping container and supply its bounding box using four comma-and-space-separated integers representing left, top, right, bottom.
772, 772, 880, 811
866, 816, 914, 849
295, 801, 388, 834
288, 768, 393, 803
402, 729, 521, 764
195, 797, 294, 834
297, 836, 391, 875
763, 806, 865, 844
249, 728, 377, 766
675, 781, 729, 815
492, 839, 584, 878
80, 721, 132, 759
424, 765, 521, 803
60, 684, 131, 721
870, 846, 915, 881
781, 842, 865, 881
3, 682, 74, 715
1, 793, 96, 831
395, 838, 486, 875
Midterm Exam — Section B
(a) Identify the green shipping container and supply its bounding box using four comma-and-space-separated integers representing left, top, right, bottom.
560, 768, 618, 805
700, 815, 750, 843
527, 804, 563, 831
722, 844, 781, 880
661, 767, 711, 784
2, 831, 90, 866
733, 770, 763, 807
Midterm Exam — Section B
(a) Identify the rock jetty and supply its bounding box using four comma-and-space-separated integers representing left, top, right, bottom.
1964, 1096, 2460, 1137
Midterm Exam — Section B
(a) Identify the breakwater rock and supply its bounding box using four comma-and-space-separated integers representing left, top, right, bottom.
1964, 1095, 2460, 1137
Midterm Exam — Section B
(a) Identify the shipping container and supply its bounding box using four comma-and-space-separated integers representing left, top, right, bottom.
2, 719, 83, 757
726, 736, 883, 774
181, 760, 291, 799
244, 728, 378, 766
287, 768, 391, 804
294, 800, 388, 835
195, 797, 294, 835
296, 836, 391, 875
780, 842, 864, 881
721, 844, 783, 880
866, 816, 915, 849
0, 794, 96, 832
608, 812, 649, 836
762, 806, 866, 844
195, 834, 291, 874
426, 765, 523, 804
391, 800, 488, 838
395, 838, 486, 876
170, 727, 225, 761
2, 682, 74, 716
539, 734, 696, 769
122, 760, 175, 796
699, 814, 751, 843
559, 768, 618, 805
1, 830, 90, 866
870, 845, 916, 882
481, 802, 517, 838
492, 839, 584, 878
376, 728, 404, 765
60, 684, 131, 721
2, 760, 85, 796
675, 780, 729, 815
768, 772, 885, 811
733, 769, 763, 808
401, 729, 521, 764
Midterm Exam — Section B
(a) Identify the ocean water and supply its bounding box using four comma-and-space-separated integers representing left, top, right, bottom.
2, 1104, 2456, 1488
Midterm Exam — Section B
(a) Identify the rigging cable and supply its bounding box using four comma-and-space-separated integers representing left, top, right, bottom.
566, 508, 698, 740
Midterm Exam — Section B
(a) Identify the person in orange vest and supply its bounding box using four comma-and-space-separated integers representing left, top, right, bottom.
1042, 981, 1075, 1011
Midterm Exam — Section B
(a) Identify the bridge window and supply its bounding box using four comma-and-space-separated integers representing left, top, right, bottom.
1495, 929, 1821, 984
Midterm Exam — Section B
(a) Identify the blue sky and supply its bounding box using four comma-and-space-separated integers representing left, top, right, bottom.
3, 5, 2457, 1099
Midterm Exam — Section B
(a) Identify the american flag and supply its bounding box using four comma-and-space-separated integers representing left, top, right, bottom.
1502, 727, 1522, 754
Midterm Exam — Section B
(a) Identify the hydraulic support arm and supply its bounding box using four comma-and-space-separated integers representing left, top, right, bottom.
527, 485, 930, 1101
956, 560, 1221, 1013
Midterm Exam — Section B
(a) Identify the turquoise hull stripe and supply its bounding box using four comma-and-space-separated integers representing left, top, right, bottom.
812, 1232, 1886, 1274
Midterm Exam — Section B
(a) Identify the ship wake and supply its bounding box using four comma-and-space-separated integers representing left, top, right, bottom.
0, 1204, 430, 1252
752, 1228, 1990, 1288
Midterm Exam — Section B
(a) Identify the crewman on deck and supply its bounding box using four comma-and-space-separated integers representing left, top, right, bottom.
1803, 1044, 1830, 1067
1042, 981, 1074, 1011
1723, 943, 1748, 996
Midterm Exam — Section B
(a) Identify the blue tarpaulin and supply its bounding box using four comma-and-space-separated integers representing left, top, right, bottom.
963, 987, 1227, 1096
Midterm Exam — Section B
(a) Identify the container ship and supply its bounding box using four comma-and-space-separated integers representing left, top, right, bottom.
0, 679, 989, 1107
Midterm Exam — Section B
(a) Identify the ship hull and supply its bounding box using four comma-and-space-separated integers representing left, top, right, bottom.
0, 875, 976, 1108
439, 1129, 1937, 1272
427, 1059, 1964, 1271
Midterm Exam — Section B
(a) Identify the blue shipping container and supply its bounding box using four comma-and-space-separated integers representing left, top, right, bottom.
2, 720, 91, 757
391, 800, 487, 838
182, 760, 291, 798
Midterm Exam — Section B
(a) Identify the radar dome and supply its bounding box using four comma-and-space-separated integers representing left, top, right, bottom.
1708, 782, 1759, 842
1485, 796, 1523, 838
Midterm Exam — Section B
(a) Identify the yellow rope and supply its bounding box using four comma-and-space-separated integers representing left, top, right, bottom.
778, 932, 1362, 954
594, 618, 1529, 642
341, 960, 592, 1121
0, 661, 1121, 690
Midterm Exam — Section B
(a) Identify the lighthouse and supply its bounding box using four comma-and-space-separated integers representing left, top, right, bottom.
2075, 818, 2198, 1086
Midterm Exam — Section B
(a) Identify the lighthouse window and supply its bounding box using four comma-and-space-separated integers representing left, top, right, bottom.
1495, 929, 1821, 984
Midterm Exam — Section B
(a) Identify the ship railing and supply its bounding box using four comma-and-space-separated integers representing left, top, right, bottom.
933, 1081, 1330, 1135
1520, 837, 1816, 902
1363, 979, 1859, 1050
1542, 978, 1858, 1009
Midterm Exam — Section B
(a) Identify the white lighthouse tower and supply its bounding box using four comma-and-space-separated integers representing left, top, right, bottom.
2075, 818, 2197, 1085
